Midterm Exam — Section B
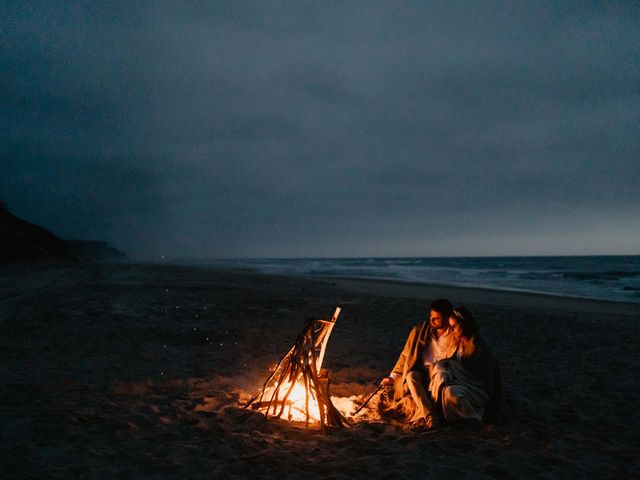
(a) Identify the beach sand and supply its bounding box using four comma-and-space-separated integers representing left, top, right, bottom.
1, 263, 638, 478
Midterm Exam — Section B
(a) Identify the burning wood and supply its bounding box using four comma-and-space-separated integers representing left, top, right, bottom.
244, 307, 349, 432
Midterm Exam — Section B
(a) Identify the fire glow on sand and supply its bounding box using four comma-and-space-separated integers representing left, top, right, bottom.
244, 307, 353, 432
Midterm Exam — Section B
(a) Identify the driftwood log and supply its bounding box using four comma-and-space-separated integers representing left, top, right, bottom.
244, 307, 349, 432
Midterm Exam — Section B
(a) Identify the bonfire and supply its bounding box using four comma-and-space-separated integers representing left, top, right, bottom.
244, 307, 349, 432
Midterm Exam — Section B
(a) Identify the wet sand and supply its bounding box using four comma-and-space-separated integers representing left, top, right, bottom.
1, 262, 638, 478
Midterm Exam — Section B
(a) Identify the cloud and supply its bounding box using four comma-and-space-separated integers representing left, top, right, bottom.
2, 1, 639, 257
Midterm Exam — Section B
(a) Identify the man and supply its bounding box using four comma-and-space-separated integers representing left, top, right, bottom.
380, 298, 459, 429
429, 307, 501, 424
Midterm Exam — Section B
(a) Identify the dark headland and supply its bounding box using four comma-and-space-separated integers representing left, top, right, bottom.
0, 204, 125, 263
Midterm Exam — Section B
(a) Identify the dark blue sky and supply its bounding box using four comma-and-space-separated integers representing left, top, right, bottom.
2, 1, 639, 258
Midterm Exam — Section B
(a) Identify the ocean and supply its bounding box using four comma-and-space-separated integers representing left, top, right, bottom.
199, 256, 640, 304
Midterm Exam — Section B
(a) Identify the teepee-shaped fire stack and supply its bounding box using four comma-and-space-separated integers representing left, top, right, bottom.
244, 307, 348, 432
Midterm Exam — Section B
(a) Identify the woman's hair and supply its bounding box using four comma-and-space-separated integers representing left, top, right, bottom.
452, 306, 478, 339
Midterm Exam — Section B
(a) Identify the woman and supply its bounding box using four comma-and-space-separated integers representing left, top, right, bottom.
429, 307, 501, 423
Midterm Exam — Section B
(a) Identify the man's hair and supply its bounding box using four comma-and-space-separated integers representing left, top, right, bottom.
430, 298, 453, 318
452, 306, 478, 339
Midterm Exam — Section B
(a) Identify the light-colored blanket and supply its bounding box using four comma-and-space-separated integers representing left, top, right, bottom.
430, 359, 490, 421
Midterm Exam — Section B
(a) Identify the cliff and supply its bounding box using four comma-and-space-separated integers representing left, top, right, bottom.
0, 204, 126, 263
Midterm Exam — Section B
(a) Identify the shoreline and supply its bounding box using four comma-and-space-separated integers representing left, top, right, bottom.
142, 260, 640, 313
167, 254, 640, 306
310, 275, 640, 315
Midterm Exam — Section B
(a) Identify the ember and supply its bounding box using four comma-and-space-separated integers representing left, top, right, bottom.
244, 307, 349, 431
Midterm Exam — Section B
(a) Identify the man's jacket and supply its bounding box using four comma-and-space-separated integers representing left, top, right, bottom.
390, 321, 433, 400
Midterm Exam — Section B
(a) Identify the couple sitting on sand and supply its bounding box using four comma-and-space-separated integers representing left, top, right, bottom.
379, 299, 501, 431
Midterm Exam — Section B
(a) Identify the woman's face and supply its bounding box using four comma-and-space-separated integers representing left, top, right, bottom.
449, 316, 463, 342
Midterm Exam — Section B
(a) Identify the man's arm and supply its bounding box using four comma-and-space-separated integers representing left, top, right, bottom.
381, 325, 418, 385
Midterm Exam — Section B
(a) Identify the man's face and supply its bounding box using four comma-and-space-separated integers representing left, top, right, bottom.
429, 309, 446, 329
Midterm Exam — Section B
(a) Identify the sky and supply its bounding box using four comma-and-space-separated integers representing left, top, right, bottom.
2, 1, 639, 259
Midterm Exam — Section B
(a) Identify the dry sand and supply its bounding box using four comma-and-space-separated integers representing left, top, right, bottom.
1, 262, 638, 478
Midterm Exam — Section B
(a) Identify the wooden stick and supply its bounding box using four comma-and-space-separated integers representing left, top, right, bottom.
352, 384, 384, 416
316, 307, 340, 371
